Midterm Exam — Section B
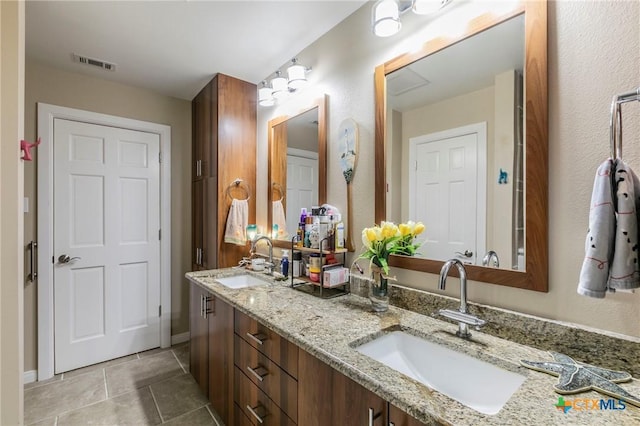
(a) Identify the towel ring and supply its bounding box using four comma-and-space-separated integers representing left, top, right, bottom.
272, 182, 285, 202
609, 87, 640, 160
226, 179, 251, 201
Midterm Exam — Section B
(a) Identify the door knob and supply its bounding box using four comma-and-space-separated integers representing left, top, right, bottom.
58, 254, 81, 264
455, 250, 473, 258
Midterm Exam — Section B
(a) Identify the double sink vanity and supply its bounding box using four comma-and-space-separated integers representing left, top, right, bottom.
186, 268, 640, 425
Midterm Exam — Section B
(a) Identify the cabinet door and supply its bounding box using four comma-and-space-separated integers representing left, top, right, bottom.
299, 349, 386, 426
192, 180, 204, 270
192, 81, 212, 180
389, 404, 428, 426
208, 296, 234, 425
189, 283, 208, 396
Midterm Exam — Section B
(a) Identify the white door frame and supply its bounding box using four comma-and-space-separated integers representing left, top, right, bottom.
408, 122, 487, 262
37, 103, 172, 381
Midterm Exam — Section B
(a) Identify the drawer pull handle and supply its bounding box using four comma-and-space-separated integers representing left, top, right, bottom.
246, 365, 268, 382
369, 407, 381, 426
246, 404, 266, 424
246, 331, 267, 345
389, 423, 395, 426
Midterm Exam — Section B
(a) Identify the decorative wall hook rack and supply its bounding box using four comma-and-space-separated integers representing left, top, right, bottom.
21, 138, 41, 161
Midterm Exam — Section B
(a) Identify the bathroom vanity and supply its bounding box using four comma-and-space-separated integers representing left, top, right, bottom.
186, 269, 640, 425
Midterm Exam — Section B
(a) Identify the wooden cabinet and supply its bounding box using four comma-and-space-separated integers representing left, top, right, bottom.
389, 404, 430, 426
189, 282, 210, 395
299, 349, 387, 425
192, 73, 256, 270
189, 282, 234, 424
233, 309, 298, 425
299, 349, 428, 426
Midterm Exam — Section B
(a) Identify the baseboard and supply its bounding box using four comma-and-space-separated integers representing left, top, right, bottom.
24, 370, 37, 384
171, 332, 189, 345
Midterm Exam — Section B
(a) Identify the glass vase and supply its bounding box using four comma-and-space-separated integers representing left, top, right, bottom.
369, 265, 389, 312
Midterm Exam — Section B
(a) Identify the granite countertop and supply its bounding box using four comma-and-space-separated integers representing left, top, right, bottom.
186, 268, 640, 425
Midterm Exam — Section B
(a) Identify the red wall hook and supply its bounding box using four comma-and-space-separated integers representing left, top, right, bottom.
20, 138, 41, 161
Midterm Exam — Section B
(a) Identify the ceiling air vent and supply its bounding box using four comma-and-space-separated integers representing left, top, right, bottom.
72, 53, 116, 72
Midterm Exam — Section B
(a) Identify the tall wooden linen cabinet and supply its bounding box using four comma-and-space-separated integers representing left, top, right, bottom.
192, 73, 256, 270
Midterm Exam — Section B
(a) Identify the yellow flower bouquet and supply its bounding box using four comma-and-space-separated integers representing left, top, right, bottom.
359, 220, 425, 275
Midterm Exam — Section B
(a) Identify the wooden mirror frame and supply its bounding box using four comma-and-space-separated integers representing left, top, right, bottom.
374, 1, 548, 291
268, 95, 328, 249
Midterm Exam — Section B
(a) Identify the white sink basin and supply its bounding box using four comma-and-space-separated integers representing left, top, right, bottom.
215, 274, 268, 289
355, 331, 525, 415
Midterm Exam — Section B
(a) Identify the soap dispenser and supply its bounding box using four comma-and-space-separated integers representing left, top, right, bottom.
281, 249, 290, 277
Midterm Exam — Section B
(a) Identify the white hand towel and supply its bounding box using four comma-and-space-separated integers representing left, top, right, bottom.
272, 199, 288, 239
224, 199, 248, 246
578, 159, 616, 298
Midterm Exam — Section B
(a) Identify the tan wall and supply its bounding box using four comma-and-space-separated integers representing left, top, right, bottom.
23, 59, 192, 372
257, 1, 640, 338
1, 1, 25, 423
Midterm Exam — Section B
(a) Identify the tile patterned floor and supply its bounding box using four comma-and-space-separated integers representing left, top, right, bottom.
24, 344, 220, 425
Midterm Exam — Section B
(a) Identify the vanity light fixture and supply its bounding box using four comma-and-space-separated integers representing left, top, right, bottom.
258, 80, 275, 107
271, 71, 289, 100
372, 0, 402, 37
259, 58, 311, 107
287, 58, 308, 90
372, 0, 451, 37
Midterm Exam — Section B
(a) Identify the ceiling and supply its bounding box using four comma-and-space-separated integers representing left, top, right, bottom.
26, 1, 367, 101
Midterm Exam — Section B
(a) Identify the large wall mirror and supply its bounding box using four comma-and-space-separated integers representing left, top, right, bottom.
268, 95, 327, 246
375, 2, 548, 291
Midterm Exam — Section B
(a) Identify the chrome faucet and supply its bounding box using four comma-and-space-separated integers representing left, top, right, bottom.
250, 236, 275, 274
437, 259, 486, 339
482, 250, 500, 268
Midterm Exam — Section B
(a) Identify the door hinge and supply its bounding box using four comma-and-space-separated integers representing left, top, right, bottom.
415, 160, 418, 171
159, 305, 162, 317
159, 152, 163, 163
52, 256, 55, 264
158, 229, 161, 240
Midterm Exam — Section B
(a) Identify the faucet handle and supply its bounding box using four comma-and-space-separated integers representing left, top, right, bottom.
437, 309, 486, 328
455, 250, 474, 258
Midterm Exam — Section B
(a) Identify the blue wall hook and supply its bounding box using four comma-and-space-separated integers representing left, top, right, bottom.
498, 169, 508, 184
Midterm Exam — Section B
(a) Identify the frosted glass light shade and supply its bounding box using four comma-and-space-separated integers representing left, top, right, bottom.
271, 73, 289, 99
258, 85, 274, 106
287, 61, 307, 90
373, 0, 401, 37
412, 0, 444, 15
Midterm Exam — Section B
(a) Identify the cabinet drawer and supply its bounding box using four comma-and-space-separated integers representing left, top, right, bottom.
234, 403, 255, 426
235, 310, 298, 378
235, 335, 298, 422
235, 367, 296, 426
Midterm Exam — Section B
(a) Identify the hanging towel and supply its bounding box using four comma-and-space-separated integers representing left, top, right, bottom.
609, 159, 640, 290
272, 199, 288, 239
578, 159, 640, 298
224, 198, 248, 246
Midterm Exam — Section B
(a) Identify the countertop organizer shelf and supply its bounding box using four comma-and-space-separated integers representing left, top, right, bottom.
289, 236, 349, 299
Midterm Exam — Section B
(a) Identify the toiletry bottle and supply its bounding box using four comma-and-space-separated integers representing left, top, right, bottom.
292, 251, 301, 277
281, 249, 289, 277
335, 220, 345, 249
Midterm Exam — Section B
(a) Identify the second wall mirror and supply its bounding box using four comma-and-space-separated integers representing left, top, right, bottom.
268, 95, 327, 244
375, 2, 548, 291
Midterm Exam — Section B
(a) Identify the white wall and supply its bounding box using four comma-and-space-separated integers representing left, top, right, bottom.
257, 1, 640, 338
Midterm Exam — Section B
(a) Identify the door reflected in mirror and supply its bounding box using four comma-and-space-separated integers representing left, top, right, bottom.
386, 14, 524, 271
268, 96, 327, 241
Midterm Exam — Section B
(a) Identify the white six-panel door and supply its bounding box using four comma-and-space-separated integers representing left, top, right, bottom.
286, 149, 318, 236
409, 123, 486, 265
53, 118, 161, 373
